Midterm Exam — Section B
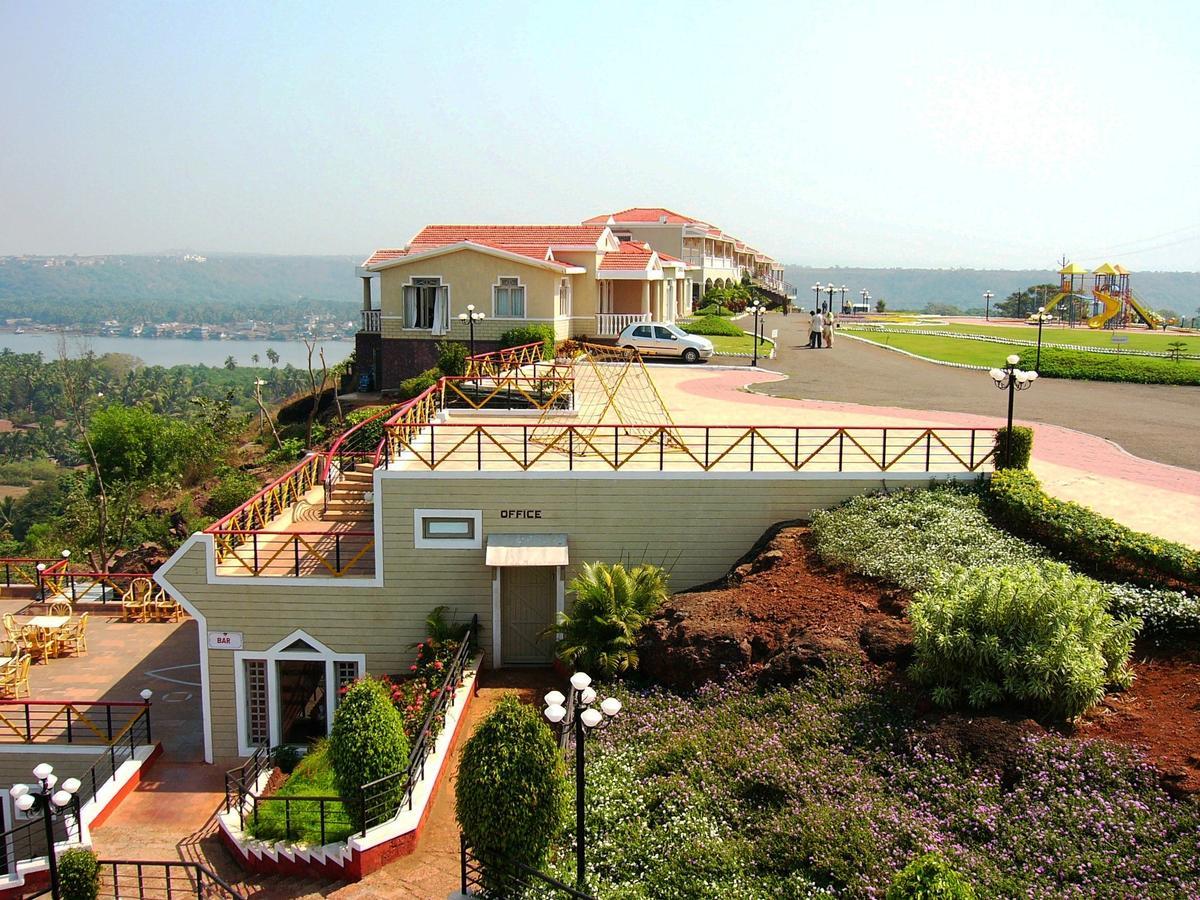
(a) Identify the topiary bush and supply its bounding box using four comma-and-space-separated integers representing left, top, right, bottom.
456, 693, 567, 888
57, 847, 101, 900
329, 678, 410, 830
992, 425, 1033, 469
499, 324, 555, 360
886, 853, 975, 899
987, 468, 1200, 593
909, 562, 1138, 719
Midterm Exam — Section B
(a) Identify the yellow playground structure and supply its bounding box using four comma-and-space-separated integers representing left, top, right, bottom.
1043, 261, 1166, 330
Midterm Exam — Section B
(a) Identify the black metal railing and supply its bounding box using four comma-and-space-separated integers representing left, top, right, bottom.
0, 700, 151, 746
461, 837, 596, 900
246, 793, 355, 846
79, 705, 152, 808
96, 859, 244, 899
0, 813, 74, 877
360, 614, 479, 833
223, 743, 272, 822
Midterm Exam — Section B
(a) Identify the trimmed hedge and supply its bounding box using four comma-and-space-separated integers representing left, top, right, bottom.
987, 469, 1200, 593
499, 324, 555, 360
330, 678, 410, 830
1038, 347, 1200, 386
57, 848, 101, 900
993, 425, 1033, 469
437, 340, 468, 377
680, 315, 746, 337
397, 367, 440, 400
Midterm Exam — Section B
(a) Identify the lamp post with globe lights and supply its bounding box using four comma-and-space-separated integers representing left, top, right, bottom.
543, 672, 622, 889
810, 282, 822, 313
860, 288, 870, 314
9, 764, 82, 899
989, 354, 1038, 468
458, 304, 485, 388
1033, 306, 1049, 372
984, 290, 994, 322
747, 300, 765, 367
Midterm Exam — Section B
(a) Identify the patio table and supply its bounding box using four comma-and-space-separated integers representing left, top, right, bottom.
26, 616, 70, 630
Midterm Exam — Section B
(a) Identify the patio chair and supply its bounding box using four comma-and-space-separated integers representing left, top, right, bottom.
48, 600, 72, 617
0, 656, 30, 698
2, 614, 19, 641
56, 613, 88, 656
121, 578, 152, 622
0, 638, 19, 659
152, 593, 181, 623
20, 625, 54, 664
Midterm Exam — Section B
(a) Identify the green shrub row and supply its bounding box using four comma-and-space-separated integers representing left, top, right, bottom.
692, 303, 734, 317
397, 367, 440, 400
1038, 347, 1200, 385
987, 469, 1200, 592
679, 315, 746, 337
499, 324, 555, 360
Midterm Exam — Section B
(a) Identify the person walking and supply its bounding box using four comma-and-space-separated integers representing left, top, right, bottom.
810, 309, 825, 349
823, 309, 835, 348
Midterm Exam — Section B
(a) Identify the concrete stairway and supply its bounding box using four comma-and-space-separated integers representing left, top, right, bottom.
323, 463, 374, 524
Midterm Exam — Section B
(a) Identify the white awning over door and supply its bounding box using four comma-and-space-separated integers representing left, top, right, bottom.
485, 534, 569, 567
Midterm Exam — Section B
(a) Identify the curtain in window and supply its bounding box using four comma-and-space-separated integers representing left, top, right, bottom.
432, 286, 449, 334
404, 286, 419, 328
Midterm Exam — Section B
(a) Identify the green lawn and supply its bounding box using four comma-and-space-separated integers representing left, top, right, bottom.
878, 321, 1192, 353
847, 329, 1200, 384
707, 333, 774, 356
245, 743, 356, 845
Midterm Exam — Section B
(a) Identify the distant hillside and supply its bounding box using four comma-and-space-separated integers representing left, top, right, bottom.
0, 254, 359, 325
784, 266, 1200, 314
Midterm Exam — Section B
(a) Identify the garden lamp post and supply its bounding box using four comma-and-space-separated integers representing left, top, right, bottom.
457, 304, 485, 387
747, 300, 765, 367
1034, 306, 1048, 372
989, 354, 1038, 468
983, 290, 993, 322
10, 764, 82, 900
838, 285, 849, 314
544, 672, 622, 890
860, 288, 870, 314
824, 283, 836, 313
810, 283, 822, 312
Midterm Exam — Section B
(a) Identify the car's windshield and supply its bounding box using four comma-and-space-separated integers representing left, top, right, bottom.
665, 324, 688, 338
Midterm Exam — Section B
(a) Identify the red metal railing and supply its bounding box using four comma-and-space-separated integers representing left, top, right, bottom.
0, 558, 61, 590
38, 568, 156, 605
211, 529, 375, 577
464, 341, 547, 380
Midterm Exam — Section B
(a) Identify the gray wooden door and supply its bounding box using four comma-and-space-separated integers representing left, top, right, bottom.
500, 566, 556, 665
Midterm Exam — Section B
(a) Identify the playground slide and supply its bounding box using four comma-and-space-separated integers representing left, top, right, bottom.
1042, 292, 1070, 316
1087, 290, 1121, 329
1125, 291, 1164, 329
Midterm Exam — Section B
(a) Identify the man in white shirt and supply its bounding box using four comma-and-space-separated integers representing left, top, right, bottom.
810, 309, 825, 349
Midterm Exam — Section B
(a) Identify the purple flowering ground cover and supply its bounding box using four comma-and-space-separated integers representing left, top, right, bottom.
545, 665, 1200, 898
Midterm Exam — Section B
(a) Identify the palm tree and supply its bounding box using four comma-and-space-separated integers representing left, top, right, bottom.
552, 562, 669, 678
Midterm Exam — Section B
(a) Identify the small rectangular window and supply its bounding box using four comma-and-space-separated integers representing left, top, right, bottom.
422, 517, 475, 540
494, 277, 526, 318
414, 508, 483, 549
244, 659, 268, 748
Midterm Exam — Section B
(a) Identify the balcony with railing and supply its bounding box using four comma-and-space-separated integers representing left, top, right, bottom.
361, 308, 381, 333
594, 312, 651, 336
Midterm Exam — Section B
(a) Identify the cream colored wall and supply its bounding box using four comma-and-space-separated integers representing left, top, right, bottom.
377, 252, 561, 341
170, 471, 969, 759
611, 280, 647, 315
619, 225, 684, 258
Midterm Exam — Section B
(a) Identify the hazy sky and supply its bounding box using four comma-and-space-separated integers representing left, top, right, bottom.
2, 1, 1198, 269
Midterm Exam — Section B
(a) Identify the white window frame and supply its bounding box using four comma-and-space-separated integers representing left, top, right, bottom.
556, 277, 572, 318
492, 276, 527, 319
414, 508, 483, 550
232, 630, 365, 756
403, 276, 449, 333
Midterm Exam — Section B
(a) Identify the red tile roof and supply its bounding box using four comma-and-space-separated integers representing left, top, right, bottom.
365, 225, 607, 268
583, 207, 705, 225
598, 241, 657, 271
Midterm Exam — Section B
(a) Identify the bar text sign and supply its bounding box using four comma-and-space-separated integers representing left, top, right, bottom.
208, 631, 244, 650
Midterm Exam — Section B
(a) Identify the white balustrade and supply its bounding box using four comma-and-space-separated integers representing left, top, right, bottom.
594, 313, 651, 336
361, 309, 381, 332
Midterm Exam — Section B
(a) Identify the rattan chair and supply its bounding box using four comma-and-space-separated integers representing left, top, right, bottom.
2, 614, 19, 642
48, 600, 72, 617
0, 656, 30, 698
55, 613, 88, 656
152, 593, 181, 622
20, 625, 53, 664
122, 578, 153, 622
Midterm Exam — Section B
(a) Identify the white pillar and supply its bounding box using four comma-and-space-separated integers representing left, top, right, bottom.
360, 276, 372, 311
641, 281, 651, 317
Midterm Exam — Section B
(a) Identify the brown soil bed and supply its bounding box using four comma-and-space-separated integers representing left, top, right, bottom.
639, 523, 1200, 793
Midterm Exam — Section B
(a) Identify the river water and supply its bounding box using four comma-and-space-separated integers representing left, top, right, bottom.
0, 332, 355, 369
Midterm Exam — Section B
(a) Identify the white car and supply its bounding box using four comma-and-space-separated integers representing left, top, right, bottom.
617, 322, 714, 363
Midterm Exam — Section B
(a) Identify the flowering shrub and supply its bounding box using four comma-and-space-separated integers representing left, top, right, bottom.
543, 671, 1200, 896
1107, 583, 1200, 636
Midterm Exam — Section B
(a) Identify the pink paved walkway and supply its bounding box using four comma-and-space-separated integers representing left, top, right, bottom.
668, 367, 1200, 548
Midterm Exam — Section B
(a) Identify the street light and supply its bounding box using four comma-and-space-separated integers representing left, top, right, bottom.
457, 304, 485, 387
988, 354, 1038, 468
1034, 306, 1048, 372
837, 285, 849, 314
860, 288, 870, 314
810, 282, 822, 312
824, 283, 836, 313
544, 672, 622, 889
10, 764, 82, 899
983, 290, 994, 322
747, 300, 765, 367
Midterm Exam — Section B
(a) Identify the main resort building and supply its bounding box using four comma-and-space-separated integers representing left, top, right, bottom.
353, 208, 792, 389
155, 204, 997, 766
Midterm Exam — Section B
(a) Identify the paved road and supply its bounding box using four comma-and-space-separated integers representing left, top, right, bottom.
751, 314, 1200, 471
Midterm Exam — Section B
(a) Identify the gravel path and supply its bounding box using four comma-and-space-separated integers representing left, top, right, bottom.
753, 314, 1200, 471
